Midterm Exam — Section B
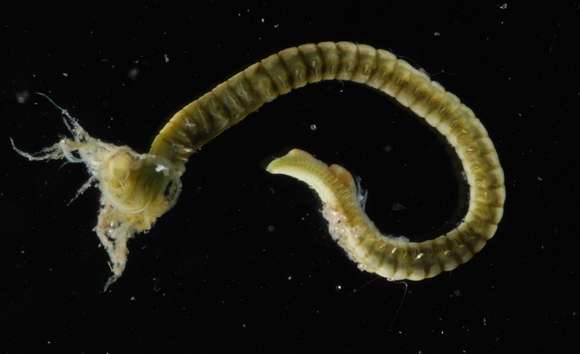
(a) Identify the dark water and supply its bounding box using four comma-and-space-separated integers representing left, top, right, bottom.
2, 2, 578, 353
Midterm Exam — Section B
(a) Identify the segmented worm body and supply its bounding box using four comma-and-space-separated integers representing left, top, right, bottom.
15, 42, 505, 285
151, 42, 505, 281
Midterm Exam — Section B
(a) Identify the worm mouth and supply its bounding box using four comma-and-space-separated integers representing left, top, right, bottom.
11, 96, 182, 290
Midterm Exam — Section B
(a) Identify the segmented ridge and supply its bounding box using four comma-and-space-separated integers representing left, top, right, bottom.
268, 143, 503, 281
149, 42, 504, 281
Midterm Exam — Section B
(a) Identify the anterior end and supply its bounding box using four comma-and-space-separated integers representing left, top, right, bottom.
93, 149, 183, 285
14, 105, 184, 287
103, 149, 133, 183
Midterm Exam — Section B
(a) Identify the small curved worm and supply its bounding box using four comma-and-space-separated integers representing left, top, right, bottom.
14, 42, 505, 286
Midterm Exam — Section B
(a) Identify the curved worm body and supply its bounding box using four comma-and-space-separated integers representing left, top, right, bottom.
15, 42, 505, 285
151, 41, 505, 281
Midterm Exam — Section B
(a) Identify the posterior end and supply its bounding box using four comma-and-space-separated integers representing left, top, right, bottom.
266, 148, 311, 174
266, 148, 340, 207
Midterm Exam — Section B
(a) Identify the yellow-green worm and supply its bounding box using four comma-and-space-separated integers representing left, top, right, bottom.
14, 41, 505, 286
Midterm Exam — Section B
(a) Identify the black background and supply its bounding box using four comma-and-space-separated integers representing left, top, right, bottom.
1, 1, 578, 353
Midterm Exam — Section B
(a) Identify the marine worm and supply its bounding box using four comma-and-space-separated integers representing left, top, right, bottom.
13, 42, 505, 287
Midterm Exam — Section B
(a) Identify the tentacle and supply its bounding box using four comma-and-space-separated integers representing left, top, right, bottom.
67, 176, 97, 206
10, 138, 65, 162
34, 92, 84, 138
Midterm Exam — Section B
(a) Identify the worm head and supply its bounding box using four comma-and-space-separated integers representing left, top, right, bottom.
95, 147, 182, 289
12, 100, 182, 290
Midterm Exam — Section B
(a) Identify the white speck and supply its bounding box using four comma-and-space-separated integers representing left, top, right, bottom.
537, 176, 543, 181
16, 90, 30, 104
267, 224, 275, 232
287, 275, 292, 280
499, 3, 508, 10
128, 67, 139, 80
152, 277, 161, 292
164, 54, 170, 63
309, 123, 317, 131
392, 202, 407, 211
483, 317, 487, 326
273, 24, 279, 29
47, 340, 51, 345
62, 72, 69, 77
260, 17, 265, 23
155, 164, 168, 173
336, 284, 342, 291
434, 31, 441, 37
242, 323, 247, 328
130, 296, 136, 301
